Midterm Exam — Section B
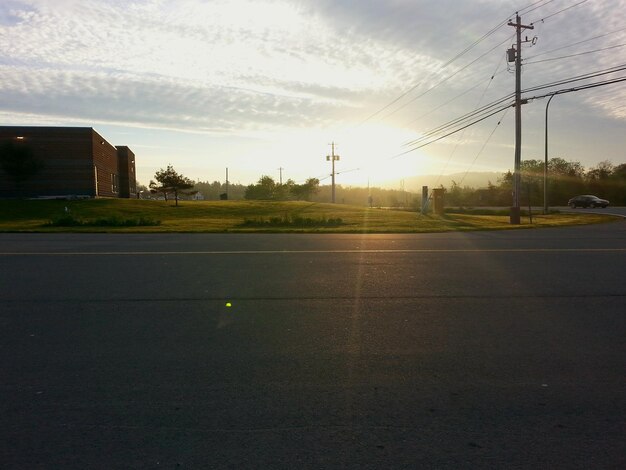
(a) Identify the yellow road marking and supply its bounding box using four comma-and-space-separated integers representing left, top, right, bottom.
1, 248, 625, 256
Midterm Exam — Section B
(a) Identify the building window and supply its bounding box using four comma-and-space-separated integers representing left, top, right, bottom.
112, 174, 119, 193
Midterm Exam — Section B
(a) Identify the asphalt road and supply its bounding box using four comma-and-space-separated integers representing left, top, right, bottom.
1, 221, 625, 469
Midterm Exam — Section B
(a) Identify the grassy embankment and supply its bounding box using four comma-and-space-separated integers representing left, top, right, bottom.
0, 199, 618, 233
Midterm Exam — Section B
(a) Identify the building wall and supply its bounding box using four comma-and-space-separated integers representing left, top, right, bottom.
0, 126, 135, 198
116, 146, 137, 198
91, 129, 122, 198
0, 127, 94, 198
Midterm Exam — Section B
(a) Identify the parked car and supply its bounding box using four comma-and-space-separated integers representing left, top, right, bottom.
567, 195, 609, 208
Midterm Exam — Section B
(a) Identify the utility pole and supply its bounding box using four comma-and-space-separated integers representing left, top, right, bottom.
226, 167, 229, 199
508, 13, 534, 225
278, 167, 284, 185
326, 142, 340, 203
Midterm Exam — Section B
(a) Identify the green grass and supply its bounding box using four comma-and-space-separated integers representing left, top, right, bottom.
46, 214, 161, 227
0, 199, 618, 233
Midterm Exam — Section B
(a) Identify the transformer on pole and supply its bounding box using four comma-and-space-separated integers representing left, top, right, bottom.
507, 13, 534, 225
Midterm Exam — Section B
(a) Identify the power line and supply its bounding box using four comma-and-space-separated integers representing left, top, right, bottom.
404, 64, 626, 146
522, 64, 626, 93
518, 0, 558, 16
525, 43, 626, 65
392, 104, 511, 159
398, 75, 626, 159
525, 75, 626, 101
457, 108, 511, 186
432, 57, 507, 186
402, 65, 625, 152
397, 65, 625, 159
358, 16, 513, 126
403, 93, 514, 147
525, 26, 626, 61
382, 0, 565, 124
404, 79, 486, 129
529, 0, 589, 25
380, 33, 515, 122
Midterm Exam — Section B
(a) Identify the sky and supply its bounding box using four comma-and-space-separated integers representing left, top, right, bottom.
0, 0, 624, 189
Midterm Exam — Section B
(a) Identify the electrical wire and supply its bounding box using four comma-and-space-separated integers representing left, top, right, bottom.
403, 92, 514, 147
399, 75, 626, 159
525, 26, 626, 61
457, 108, 511, 186
358, 16, 513, 126
431, 58, 506, 186
404, 79, 486, 129
392, 103, 511, 159
522, 64, 626, 93
518, 0, 559, 16
525, 43, 626, 65
379, 33, 515, 122
396, 65, 625, 160
529, 0, 589, 25
400, 64, 624, 152
525, 75, 626, 101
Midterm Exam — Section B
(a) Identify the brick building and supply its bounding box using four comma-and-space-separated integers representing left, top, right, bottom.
0, 126, 136, 198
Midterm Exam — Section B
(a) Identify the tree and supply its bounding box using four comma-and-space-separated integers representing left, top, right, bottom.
607, 163, 626, 205
150, 164, 195, 206
245, 176, 322, 201
586, 160, 614, 198
291, 178, 320, 201
244, 175, 277, 200
0, 141, 44, 196
520, 159, 544, 206
149, 179, 170, 201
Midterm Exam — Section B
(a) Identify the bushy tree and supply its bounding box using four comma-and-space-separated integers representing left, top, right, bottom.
547, 157, 585, 204
291, 178, 320, 201
150, 164, 195, 206
607, 163, 626, 205
586, 160, 613, 198
193, 180, 246, 200
244, 175, 276, 200
244, 176, 322, 201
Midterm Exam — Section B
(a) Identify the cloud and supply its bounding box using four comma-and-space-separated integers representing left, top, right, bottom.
0, 0, 623, 150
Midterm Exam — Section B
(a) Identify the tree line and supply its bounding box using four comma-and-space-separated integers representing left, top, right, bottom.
445, 158, 626, 207
145, 157, 625, 208
2, 139, 623, 207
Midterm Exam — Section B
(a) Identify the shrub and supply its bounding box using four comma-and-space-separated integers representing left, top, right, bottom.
47, 215, 161, 227
241, 215, 343, 228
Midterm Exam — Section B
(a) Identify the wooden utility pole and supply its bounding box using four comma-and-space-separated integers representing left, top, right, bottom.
226, 167, 229, 199
508, 13, 533, 225
326, 142, 340, 203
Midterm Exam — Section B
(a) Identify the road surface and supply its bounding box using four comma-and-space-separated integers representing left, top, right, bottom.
1, 221, 625, 468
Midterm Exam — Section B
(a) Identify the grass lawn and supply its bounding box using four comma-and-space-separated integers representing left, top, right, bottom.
0, 199, 618, 233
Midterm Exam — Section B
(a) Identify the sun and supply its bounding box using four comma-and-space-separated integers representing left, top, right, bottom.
334, 123, 436, 186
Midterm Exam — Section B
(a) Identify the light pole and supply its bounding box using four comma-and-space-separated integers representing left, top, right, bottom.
544, 93, 557, 214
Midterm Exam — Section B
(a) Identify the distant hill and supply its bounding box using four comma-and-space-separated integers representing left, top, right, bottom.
382, 172, 504, 191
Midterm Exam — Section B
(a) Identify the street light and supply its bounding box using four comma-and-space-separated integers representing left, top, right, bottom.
544, 93, 557, 214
